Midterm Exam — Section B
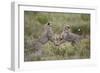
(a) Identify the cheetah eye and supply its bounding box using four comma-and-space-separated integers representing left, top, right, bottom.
60, 38, 63, 40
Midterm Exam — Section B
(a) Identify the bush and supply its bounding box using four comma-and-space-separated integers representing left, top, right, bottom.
81, 14, 90, 21
37, 15, 49, 24
71, 24, 90, 36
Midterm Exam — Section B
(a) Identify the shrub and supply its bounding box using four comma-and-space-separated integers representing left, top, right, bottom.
71, 24, 90, 36
37, 15, 49, 24
81, 14, 90, 21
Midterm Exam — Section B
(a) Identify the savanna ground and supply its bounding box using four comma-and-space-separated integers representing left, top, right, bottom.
24, 11, 90, 61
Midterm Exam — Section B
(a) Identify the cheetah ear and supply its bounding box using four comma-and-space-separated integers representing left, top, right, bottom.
66, 25, 70, 29
63, 25, 68, 28
47, 22, 50, 25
